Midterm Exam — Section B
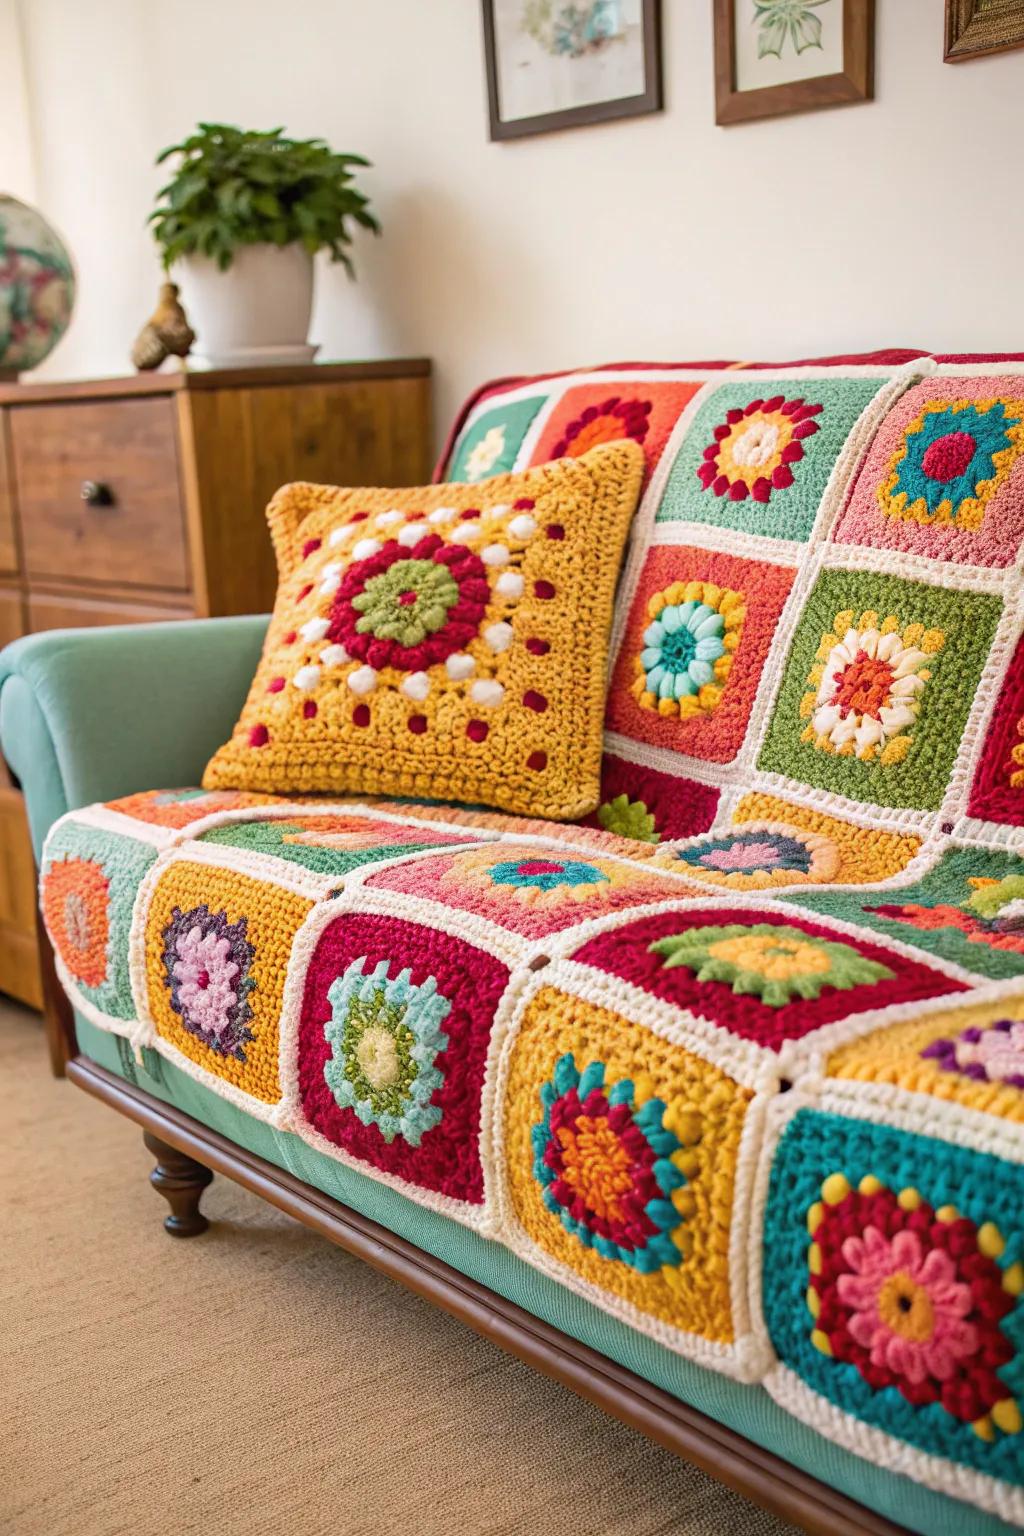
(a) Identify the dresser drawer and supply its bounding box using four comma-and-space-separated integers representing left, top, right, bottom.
11, 397, 190, 592
27, 588, 192, 632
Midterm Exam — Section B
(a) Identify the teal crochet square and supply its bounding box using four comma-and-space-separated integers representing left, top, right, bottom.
656, 377, 886, 541
757, 566, 1002, 812
790, 845, 1024, 982
763, 1107, 1024, 1487
448, 394, 547, 482
40, 818, 157, 1020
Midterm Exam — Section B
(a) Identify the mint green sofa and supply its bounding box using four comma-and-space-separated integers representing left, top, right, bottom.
1, 616, 1018, 1536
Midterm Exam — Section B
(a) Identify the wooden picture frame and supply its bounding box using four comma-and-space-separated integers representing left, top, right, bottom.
482, 1, 662, 141
945, 0, 1024, 61
714, 0, 875, 126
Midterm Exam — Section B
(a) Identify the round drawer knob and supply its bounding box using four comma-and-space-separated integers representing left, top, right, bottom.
80, 479, 114, 507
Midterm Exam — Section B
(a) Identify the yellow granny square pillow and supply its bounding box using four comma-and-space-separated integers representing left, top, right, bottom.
203, 440, 644, 818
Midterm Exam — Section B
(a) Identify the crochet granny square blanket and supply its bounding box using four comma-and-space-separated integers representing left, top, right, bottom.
41, 355, 1024, 1527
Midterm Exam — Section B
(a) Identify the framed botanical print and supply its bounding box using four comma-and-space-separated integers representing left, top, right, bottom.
945, 0, 1024, 61
481, 0, 662, 141
714, 0, 875, 126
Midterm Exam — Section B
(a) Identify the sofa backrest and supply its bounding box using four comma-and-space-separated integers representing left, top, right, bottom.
439, 352, 1024, 873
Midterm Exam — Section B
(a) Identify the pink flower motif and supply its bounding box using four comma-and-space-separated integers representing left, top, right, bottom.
701, 840, 781, 872
172, 924, 241, 1041
837, 1226, 977, 1385
960, 1019, 1024, 1083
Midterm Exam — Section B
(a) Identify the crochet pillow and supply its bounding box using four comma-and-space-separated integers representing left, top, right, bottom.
202, 441, 644, 818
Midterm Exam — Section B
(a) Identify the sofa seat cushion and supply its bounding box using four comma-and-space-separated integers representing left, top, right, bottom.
41, 788, 1024, 1521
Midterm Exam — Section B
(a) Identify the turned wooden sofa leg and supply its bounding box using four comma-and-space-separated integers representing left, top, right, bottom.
143, 1130, 213, 1237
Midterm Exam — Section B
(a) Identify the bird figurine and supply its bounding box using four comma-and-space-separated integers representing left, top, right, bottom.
131, 281, 195, 371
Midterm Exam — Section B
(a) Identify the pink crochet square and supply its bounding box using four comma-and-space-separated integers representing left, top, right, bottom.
834, 376, 1024, 567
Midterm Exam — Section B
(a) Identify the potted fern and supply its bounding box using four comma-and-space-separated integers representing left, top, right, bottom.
148, 123, 379, 368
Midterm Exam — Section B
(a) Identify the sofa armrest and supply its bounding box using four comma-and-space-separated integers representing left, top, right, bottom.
0, 615, 267, 859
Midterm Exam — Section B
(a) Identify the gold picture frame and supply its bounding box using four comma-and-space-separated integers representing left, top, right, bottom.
945, 0, 1024, 61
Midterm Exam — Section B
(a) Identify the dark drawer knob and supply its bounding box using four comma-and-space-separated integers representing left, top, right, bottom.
80, 479, 114, 507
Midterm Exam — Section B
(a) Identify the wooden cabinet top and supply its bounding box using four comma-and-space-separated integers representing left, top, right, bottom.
0, 358, 432, 407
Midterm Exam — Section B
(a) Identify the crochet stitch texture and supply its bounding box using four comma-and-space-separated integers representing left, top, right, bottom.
40, 355, 1024, 1529
202, 441, 645, 820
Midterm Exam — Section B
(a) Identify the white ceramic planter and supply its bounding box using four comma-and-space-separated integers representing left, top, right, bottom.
174, 242, 317, 369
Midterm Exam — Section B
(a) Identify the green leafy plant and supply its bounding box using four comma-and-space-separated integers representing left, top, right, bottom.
148, 123, 380, 273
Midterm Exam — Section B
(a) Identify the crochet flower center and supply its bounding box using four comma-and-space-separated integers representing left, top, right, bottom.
921, 430, 977, 483
805, 615, 942, 764
640, 601, 726, 702
329, 534, 490, 673
880, 399, 1024, 527
324, 959, 450, 1146
829, 651, 896, 720
555, 1114, 636, 1224
532, 1054, 689, 1272
708, 931, 832, 981
807, 1179, 1019, 1437
352, 557, 459, 646
160, 903, 256, 1060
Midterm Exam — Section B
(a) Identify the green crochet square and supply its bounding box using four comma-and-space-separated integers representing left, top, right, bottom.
656, 376, 885, 541
448, 394, 547, 482
758, 567, 1002, 812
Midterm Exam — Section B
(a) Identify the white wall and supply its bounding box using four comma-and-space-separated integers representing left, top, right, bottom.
5, 0, 1023, 444
0, 0, 36, 200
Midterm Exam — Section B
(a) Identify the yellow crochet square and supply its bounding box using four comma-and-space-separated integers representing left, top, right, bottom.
502, 985, 751, 1343
827, 994, 1024, 1124
731, 792, 922, 885
143, 858, 313, 1104
202, 441, 644, 819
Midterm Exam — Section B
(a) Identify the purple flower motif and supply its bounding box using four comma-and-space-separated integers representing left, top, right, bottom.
160, 903, 255, 1060
921, 1017, 1024, 1089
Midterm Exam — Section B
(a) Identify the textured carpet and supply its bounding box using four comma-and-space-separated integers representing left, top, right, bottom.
0, 1002, 797, 1536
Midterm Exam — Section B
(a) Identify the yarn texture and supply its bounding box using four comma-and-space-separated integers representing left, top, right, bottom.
39, 355, 1024, 1526
202, 442, 644, 819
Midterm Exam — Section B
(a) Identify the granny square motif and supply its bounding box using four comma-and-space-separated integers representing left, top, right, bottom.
605, 543, 795, 764
655, 376, 886, 541
793, 844, 1024, 983
448, 393, 549, 481
203, 441, 644, 818
758, 566, 1002, 812
500, 983, 755, 1358
528, 380, 703, 485
570, 904, 964, 1052
295, 909, 509, 1205
834, 376, 1024, 567
761, 1104, 1024, 1500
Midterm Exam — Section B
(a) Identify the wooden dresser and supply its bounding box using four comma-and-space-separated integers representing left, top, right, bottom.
0, 359, 433, 1013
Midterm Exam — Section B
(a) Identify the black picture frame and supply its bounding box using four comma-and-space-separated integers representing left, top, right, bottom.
482, 0, 662, 141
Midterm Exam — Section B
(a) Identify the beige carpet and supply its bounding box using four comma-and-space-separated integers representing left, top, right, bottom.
0, 1002, 797, 1536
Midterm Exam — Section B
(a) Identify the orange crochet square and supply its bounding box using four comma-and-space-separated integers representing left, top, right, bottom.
203, 442, 644, 819
528, 381, 702, 484
606, 544, 795, 764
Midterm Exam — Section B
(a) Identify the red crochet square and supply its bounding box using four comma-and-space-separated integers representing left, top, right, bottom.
570, 907, 967, 1051
968, 631, 1024, 826
296, 911, 509, 1202
582, 754, 720, 842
